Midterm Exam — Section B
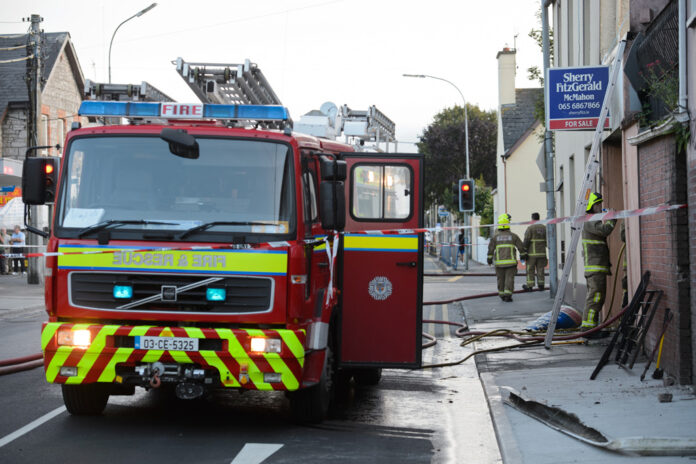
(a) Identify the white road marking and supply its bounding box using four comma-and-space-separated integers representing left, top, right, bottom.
230, 443, 284, 464
0, 406, 66, 448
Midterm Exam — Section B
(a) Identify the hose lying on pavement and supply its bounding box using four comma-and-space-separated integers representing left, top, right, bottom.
419, 289, 633, 369
0, 353, 42, 367
0, 358, 43, 376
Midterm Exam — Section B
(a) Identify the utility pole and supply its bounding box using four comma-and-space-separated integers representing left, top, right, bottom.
26, 14, 43, 285
542, 1, 558, 297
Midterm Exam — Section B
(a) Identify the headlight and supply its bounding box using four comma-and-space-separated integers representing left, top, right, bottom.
250, 337, 282, 354
57, 329, 91, 348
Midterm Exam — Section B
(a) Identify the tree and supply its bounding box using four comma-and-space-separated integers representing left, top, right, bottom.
474, 176, 494, 238
416, 104, 497, 216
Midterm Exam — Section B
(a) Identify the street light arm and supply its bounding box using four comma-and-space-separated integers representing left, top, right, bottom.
108, 3, 158, 83
403, 72, 470, 178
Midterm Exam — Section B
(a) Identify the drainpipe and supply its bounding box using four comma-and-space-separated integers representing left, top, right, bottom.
678, 0, 687, 115
501, 154, 508, 212
542, 0, 559, 297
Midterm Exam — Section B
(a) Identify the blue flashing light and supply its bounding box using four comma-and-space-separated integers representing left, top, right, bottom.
78, 101, 289, 122
79, 101, 160, 117
129, 102, 160, 117
113, 285, 133, 299
237, 105, 289, 121
206, 287, 226, 302
79, 101, 128, 116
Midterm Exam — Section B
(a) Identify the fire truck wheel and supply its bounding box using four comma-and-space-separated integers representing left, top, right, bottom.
289, 347, 333, 423
352, 368, 382, 387
61, 384, 110, 415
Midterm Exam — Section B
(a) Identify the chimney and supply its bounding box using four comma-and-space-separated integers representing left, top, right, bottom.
497, 47, 516, 106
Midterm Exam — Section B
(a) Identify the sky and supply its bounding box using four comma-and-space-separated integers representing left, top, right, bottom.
1, 0, 543, 152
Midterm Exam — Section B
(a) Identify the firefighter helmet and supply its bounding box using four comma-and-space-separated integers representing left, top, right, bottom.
586, 192, 603, 212
498, 213, 511, 230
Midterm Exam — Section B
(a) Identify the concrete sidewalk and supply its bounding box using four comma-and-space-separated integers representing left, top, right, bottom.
0, 273, 45, 318
459, 282, 696, 463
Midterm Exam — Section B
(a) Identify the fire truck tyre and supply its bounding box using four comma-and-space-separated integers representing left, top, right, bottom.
61, 384, 110, 415
353, 368, 382, 387
289, 348, 333, 423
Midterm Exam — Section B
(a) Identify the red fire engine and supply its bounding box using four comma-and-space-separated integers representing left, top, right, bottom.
22, 100, 423, 423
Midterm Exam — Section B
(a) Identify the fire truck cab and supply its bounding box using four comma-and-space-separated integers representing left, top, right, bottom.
22, 101, 423, 423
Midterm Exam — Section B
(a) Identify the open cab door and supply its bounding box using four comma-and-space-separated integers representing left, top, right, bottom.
338, 153, 423, 369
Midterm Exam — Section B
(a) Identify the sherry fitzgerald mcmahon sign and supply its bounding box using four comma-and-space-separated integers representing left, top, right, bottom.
545, 66, 610, 130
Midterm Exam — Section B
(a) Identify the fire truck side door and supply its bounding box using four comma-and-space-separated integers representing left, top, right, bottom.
338, 154, 423, 368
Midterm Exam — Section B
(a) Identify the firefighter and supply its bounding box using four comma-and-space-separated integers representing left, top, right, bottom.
581, 192, 617, 329
487, 213, 526, 302
522, 212, 547, 291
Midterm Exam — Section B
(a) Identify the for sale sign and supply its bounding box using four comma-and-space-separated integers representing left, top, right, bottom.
545, 66, 610, 130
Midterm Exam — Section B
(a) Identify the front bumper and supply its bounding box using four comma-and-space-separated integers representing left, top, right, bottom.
41, 322, 305, 391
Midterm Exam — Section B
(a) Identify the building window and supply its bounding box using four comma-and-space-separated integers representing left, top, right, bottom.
55, 119, 65, 155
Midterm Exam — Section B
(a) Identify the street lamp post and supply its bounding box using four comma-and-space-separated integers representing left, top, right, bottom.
404, 73, 470, 270
108, 3, 157, 83
403, 74, 469, 178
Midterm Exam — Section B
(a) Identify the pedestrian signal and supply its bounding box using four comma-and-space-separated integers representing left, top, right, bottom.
458, 179, 475, 212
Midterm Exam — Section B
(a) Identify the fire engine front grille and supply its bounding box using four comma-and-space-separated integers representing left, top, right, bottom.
69, 273, 273, 313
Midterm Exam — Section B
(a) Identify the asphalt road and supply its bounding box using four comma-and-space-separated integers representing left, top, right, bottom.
0, 273, 503, 463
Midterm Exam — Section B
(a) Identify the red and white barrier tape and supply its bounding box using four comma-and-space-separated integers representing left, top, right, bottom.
0, 203, 686, 260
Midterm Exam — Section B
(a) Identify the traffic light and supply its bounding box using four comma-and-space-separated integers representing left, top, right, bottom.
458, 178, 475, 212
22, 157, 60, 205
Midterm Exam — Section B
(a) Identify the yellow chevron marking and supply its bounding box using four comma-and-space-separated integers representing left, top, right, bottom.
278, 330, 305, 368
41, 324, 60, 351
98, 348, 134, 382
67, 326, 119, 384
46, 346, 74, 383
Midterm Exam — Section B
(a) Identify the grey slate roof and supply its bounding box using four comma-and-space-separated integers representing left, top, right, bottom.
500, 88, 543, 154
0, 32, 70, 116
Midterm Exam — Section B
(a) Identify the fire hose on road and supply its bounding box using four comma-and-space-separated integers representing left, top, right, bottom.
0, 353, 43, 376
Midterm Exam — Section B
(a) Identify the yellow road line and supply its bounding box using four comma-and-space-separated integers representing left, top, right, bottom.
447, 276, 462, 282
441, 303, 451, 337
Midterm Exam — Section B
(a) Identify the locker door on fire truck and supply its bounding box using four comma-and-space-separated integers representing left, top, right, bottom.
338, 153, 423, 368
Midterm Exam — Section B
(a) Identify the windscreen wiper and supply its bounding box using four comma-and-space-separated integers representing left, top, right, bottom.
178, 221, 272, 239
77, 220, 178, 238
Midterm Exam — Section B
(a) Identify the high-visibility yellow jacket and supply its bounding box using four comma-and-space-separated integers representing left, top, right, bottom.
523, 224, 547, 258
487, 230, 526, 268
581, 219, 616, 276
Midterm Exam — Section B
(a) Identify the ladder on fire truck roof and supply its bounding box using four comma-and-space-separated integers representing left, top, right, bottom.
84, 79, 175, 102
294, 102, 397, 151
543, 40, 627, 348
174, 57, 281, 102
341, 104, 396, 150
174, 58, 285, 128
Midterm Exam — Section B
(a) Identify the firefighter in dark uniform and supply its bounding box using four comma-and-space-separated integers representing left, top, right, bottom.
487, 214, 526, 302
522, 212, 547, 291
581, 192, 617, 329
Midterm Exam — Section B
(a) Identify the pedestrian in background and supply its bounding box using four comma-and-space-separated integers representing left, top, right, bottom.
581, 193, 616, 329
522, 212, 547, 291
457, 228, 466, 263
10, 225, 26, 275
487, 214, 526, 302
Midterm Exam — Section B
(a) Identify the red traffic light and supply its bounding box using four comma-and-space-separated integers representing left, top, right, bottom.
461, 183, 470, 192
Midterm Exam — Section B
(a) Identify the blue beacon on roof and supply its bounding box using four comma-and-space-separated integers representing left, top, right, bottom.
78, 101, 290, 121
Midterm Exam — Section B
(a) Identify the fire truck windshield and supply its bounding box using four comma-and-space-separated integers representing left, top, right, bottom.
56, 136, 296, 241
